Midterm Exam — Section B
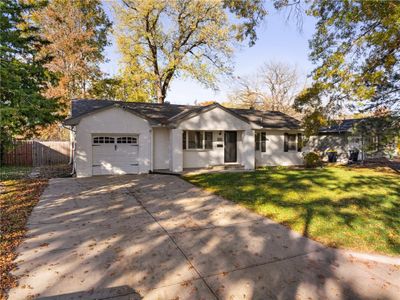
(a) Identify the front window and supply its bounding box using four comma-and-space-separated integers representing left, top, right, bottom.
255, 132, 260, 151
261, 132, 267, 152
182, 131, 187, 149
188, 131, 203, 149
205, 132, 213, 149
284, 133, 302, 152
255, 132, 267, 152
287, 134, 297, 151
183, 131, 213, 150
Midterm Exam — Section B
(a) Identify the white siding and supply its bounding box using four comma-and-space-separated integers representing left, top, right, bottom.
75, 107, 151, 177
242, 129, 256, 169
183, 150, 212, 168
182, 130, 226, 168
179, 107, 251, 131
169, 128, 183, 172
153, 128, 170, 169
179, 107, 254, 169
255, 130, 303, 167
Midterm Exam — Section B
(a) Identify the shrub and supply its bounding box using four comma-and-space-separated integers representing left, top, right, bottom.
303, 151, 322, 168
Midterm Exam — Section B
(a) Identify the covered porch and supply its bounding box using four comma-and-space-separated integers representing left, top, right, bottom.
168, 129, 255, 173
152, 103, 258, 174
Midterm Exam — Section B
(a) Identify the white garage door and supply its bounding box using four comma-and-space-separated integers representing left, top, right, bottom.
92, 135, 139, 175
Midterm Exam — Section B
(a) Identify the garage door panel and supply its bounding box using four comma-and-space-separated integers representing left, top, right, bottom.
92, 135, 139, 175
116, 145, 138, 157
92, 164, 139, 175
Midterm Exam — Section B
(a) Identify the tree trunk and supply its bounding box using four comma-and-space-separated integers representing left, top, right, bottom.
156, 84, 164, 103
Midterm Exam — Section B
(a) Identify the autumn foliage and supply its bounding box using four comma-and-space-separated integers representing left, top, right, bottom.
0, 179, 48, 299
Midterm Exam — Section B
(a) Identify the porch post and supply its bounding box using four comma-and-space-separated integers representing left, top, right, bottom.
169, 128, 183, 172
243, 129, 255, 170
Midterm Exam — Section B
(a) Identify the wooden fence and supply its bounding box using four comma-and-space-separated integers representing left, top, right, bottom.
2, 140, 71, 166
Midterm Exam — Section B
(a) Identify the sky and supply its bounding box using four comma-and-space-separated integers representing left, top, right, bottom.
100, 2, 316, 105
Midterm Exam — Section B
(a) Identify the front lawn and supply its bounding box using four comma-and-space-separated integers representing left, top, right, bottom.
185, 166, 400, 256
0, 166, 32, 181
0, 166, 47, 298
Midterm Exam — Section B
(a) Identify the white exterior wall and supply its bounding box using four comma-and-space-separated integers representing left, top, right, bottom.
153, 127, 170, 169
255, 130, 303, 167
178, 107, 254, 169
242, 129, 256, 169
169, 128, 183, 172
178, 107, 251, 131
182, 130, 227, 168
75, 107, 151, 177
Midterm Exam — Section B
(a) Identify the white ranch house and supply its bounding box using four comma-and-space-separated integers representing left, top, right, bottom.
64, 100, 304, 177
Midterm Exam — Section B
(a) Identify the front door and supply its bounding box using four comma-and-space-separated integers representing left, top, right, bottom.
224, 131, 237, 163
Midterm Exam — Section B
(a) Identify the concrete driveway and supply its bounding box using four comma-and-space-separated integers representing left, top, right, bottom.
9, 175, 400, 300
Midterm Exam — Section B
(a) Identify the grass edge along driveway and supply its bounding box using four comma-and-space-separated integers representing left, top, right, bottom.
0, 166, 48, 299
184, 166, 400, 256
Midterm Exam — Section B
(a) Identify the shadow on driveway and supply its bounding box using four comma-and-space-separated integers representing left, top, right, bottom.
8, 175, 400, 299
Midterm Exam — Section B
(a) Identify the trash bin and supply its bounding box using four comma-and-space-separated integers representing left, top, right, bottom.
327, 151, 338, 163
349, 150, 359, 162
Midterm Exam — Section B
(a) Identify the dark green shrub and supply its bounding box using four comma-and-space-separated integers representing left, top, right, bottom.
303, 151, 322, 168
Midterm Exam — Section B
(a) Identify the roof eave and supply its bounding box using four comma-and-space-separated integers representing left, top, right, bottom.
63, 103, 156, 126
169, 103, 253, 126
261, 127, 303, 131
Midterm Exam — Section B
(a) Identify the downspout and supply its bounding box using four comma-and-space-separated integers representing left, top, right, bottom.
150, 128, 153, 172
62, 124, 76, 175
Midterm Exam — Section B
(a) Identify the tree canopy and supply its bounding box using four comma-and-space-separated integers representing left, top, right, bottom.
33, 0, 111, 110
289, 0, 400, 133
229, 61, 303, 118
0, 0, 60, 152
114, 0, 266, 103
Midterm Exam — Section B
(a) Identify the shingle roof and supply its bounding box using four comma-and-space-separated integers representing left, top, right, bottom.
232, 108, 301, 129
65, 99, 301, 129
68, 99, 195, 125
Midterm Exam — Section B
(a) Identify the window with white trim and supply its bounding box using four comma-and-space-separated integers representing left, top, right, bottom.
183, 131, 213, 150
284, 133, 302, 152
287, 134, 297, 151
255, 132, 267, 152
255, 132, 260, 151
188, 131, 203, 149
205, 132, 213, 149
182, 131, 187, 149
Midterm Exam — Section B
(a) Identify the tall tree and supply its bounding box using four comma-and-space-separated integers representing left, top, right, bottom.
89, 77, 122, 100
259, 61, 301, 112
222, 0, 266, 46
114, 0, 266, 103
285, 0, 400, 132
33, 0, 111, 110
228, 74, 261, 109
0, 0, 60, 158
229, 61, 303, 117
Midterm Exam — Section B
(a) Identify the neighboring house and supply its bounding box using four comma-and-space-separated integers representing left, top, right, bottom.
64, 99, 304, 177
307, 118, 399, 162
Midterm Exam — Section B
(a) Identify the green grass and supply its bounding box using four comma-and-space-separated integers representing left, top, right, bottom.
0, 166, 32, 181
185, 166, 400, 256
